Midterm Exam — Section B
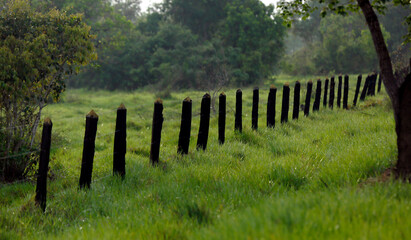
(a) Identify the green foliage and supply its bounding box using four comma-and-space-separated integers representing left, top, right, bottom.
222, 0, 285, 85
282, 11, 393, 75
0, 0, 95, 181
60, 0, 286, 90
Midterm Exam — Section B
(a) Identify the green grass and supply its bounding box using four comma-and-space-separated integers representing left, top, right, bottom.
1, 75, 410, 239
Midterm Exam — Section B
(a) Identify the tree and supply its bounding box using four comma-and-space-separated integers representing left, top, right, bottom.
278, 0, 411, 179
222, 0, 286, 85
0, 0, 95, 181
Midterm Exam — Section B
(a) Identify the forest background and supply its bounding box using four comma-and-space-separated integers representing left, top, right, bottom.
29, 0, 409, 91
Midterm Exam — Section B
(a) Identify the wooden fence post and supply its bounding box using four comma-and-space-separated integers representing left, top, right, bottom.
197, 93, 211, 150
360, 75, 370, 101
178, 98, 192, 154
35, 118, 52, 212
370, 74, 377, 96
219, 93, 226, 144
113, 104, 127, 177
79, 110, 99, 189
304, 80, 313, 116
323, 78, 329, 107
235, 89, 242, 132
281, 83, 290, 123
292, 81, 300, 120
337, 75, 342, 108
267, 85, 277, 128
367, 74, 376, 96
329, 77, 335, 109
377, 74, 382, 93
150, 100, 164, 166
313, 79, 321, 112
353, 75, 362, 106
343, 75, 349, 109
252, 87, 259, 130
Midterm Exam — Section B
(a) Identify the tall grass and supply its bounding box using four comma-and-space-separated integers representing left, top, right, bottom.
1, 75, 410, 239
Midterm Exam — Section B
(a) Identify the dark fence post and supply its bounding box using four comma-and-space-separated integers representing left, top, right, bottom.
35, 118, 52, 212
150, 100, 164, 166
252, 87, 259, 130
197, 93, 211, 150
343, 75, 349, 109
178, 97, 192, 154
370, 74, 377, 96
235, 89, 242, 132
292, 81, 300, 120
337, 75, 342, 108
304, 80, 313, 116
267, 85, 277, 128
360, 75, 370, 101
113, 104, 127, 177
367, 74, 376, 96
329, 77, 335, 109
281, 83, 290, 123
377, 74, 382, 93
313, 79, 321, 112
353, 75, 362, 106
323, 78, 329, 107
79, 110, 99, 189
219, 93, 226, 144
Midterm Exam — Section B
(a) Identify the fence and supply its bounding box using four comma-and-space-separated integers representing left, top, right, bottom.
1, 73, 382, 212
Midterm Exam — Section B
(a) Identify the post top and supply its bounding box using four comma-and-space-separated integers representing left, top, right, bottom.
253, 87, 259, 91
236, 89, 242, 93
118, 103, 126, 109
220, 92, 226, 96
183, 97, 192, 102
203, 93, 211, 98
43, 117, 52, 125
87, 110, 99, 118
155, 98, 163, 104
270, 84, 276, 89
284, 82, 290, 87
308, 80, 313, 84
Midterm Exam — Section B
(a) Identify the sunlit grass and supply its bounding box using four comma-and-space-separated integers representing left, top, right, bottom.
1, 75, 410, 239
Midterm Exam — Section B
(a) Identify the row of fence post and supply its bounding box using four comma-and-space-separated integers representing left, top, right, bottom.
34, 73, 381, 212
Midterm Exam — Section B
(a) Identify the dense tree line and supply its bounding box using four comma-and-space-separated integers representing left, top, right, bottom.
32, 0, 286, 90
281, 2, 409, 76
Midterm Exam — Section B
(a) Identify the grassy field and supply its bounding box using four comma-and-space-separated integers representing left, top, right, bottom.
1, 75, 410, 239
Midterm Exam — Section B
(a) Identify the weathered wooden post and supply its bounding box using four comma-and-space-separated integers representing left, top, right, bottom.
343, 75, 349, 109
150, 100, 164, 166
323, 78, 329, 107
377, 74, 382, 93
79, 110, 99, 189
353, 75, 362, 106
235, 89, 242, 132
281, 83, 290, 123
313, 79, 321, 112
329, 77, 335, 109
370, 74, 377, 96
252, 87, 259, 130
337, 75, 342, 108
35, 118, 52, 212
218, 93, 226, 144
360, 75, 370, 101
367, 74, 376, 96
113, 104, 127, 177
178, 97, 192, 154
292, 81, 300, 120
197, 93, 211, 150
267, 85, 277, 128
304, 80, 313, 116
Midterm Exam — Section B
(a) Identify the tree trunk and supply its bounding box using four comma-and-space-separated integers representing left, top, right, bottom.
357, 0, 410, 179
